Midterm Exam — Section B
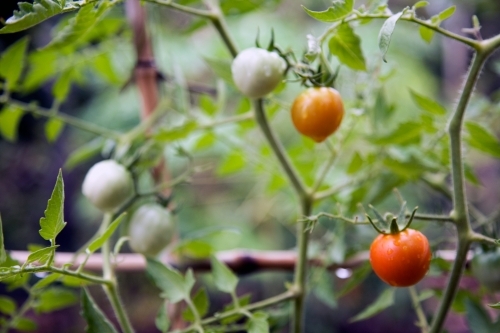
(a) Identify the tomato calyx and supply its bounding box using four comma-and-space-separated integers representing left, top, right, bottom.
366, 201, 418, 235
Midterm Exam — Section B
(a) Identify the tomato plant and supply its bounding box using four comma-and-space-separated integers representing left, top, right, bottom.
231, 47, 286, 99
128, 203, 174, 256
290, 87, 344, 142
81, 160, 134, 212
370, 228, 432, 287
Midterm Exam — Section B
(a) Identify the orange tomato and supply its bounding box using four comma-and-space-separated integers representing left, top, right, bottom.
369, 228, 431, 287
290, 87, 344, 142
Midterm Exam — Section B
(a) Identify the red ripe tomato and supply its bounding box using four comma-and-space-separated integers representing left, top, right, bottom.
290, 87, 344, 143
369, 229, 431, 287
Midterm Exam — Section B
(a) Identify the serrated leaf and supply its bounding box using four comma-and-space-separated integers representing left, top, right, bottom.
347, 152, 363, 175
0, 105, 24, 142
182, 287, 209, 322
146, 258, 193, 303
437, 6, 456, 22
248, 312, 269, 333
39, 169, 66, 241
0, 0, 81, 34
60, 274, 92, 287
301, 0, 353, 23
81, 289, 118, 333
329, 23, 366, 71
64, 138, 105, 170
155, 303, 170, 333
24, 246, 58, 267
92, 53, 121, 85
350, 288, 395, 322
44, 3, 112, 50
0, 37, 29, 90
465, 122, 500, 158
194, 132, 216, 151
217, 151, 246, 175
419, 25, 434, 43
34, 287, 78, 313
154, 121, 198, 142
173, 239, 214, 259
199, 95, 218, 116
378, 10, 406, 62
32, 273, 61, 291
466, 298, 494, 333
210, 256, 238, 294
87, 213, 126, 253
45, 118, 64, 143
0, 296, 17, 315
204, 57, 234, 85
410, 90, 447, 115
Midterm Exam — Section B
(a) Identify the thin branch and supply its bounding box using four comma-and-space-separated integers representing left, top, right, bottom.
470, 232, 500, 247
4, 98, 121, 139
409, 286, 429, 333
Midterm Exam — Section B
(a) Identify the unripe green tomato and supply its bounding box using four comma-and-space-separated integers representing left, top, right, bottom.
231, 47, 286, 99
82, 160, 134, 212
471, 248, 500, 291
128, 204, 174, 256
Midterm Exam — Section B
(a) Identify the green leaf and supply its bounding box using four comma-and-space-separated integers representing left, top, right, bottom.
64, 138, 105, 170
328, 23, 366, 71
44, 3, 112, 50
0, 215, 6, 264
52, 68, 74, 102
378, 10, 406, 62
465, 122, 500, 158
313, 268, 337, 309
350, 288, 395, 322
410, 90, 447, 115
173, 239, 214, 259
437, 6, 456, 22
419, 26, 434, 43
155, 303, 170, 333
87, 213, 126, 253
45, 118, 64, 143
0, 37, 29, 90
0, 296, 17, 315
413, 1, 429, 8
194, 132, 216, 151
464, 163, 481, 186
11, 317, 37, 331
336, 264, 371, 298
34, 287, 78, 313
210, 256, 238, 294
146, 258, 193, 303
466, 298, 494, 333
199, 95, 218, 116
39, 169, 66, 241
23, 246, 58, 267
204, 57, 234, 85
32, 273, 62, 291
182, 287, 209, 322
220, 294, 251, 324
0, 0, 81, 34
302, 0, 354, 23
0, 105, 24, 142
92, 53, 121, 85
60, 274, 92, 287
347, 152, 363, 175
217, 151, 246, 175
248, 312, 269, 333
372, 122, 422, 146
81, 289, 118, 333
154, 121, 198, 142
23, 49, 58, 91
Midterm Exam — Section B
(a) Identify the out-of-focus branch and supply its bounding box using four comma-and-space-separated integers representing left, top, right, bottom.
9, 249, 470, 273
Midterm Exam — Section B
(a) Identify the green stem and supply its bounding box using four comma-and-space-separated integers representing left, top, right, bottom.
252, 99, 309, 200
6, 98, 121, 139
142, 0, 215, 18
428, 38, 498, 333
100, 213, 135, 333
408, 286, 429, 333
428, 239, 471, 333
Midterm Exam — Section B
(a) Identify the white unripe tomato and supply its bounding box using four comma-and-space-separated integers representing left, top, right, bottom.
128, 204, 174, 256
231, 47, 286, 99
82, 160, 134, 212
